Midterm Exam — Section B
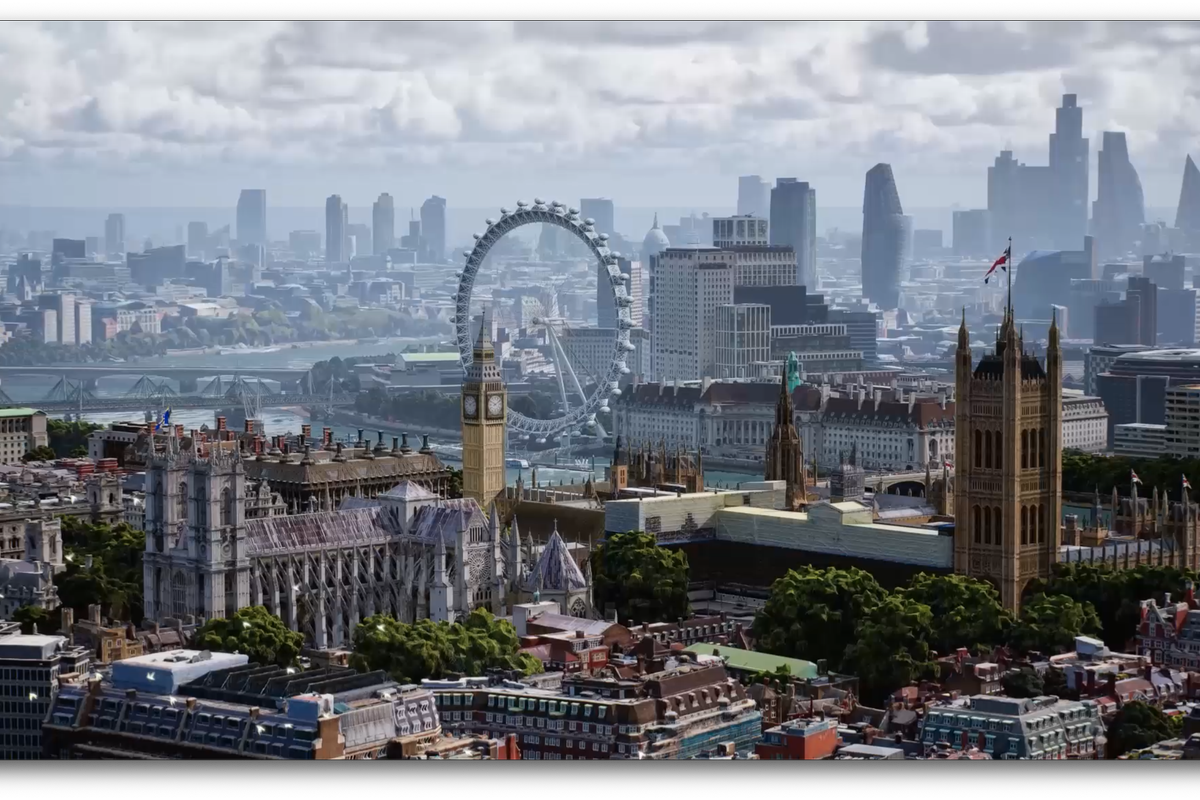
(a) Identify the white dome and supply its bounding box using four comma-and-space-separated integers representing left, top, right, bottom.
642, 212, 670, 258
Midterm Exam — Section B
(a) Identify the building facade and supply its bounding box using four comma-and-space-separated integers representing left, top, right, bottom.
0, 408, 48, 465
461, 320, 507, 510
715, 304, 771, 379
919, 694, 1102, 760
650, 248, 734, 382
861, 164, 906, 311
954, 308, 1063, 611
0, 630, 91, 760
768, 179, 816, 289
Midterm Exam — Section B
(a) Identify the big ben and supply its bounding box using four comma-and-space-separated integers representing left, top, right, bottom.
461, 315, 507, 509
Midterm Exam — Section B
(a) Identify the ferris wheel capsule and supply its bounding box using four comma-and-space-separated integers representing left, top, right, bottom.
584, 218, 595, 227
534, 197, 545, 205
500, 207, 509, 215
516, 200, 527, 207
485, 218, 495, 225
462, 250, 472, 257
568, 207, 578, 215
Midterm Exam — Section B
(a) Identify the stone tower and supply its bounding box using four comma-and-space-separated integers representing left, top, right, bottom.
143, 435, 250, 623
765, 368, 806, 510
954, 306, 1063, 612
461, 315, 507, 510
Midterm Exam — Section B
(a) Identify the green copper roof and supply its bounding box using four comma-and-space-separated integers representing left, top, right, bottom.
683, 643, 818, 679
0, 408, 42, 418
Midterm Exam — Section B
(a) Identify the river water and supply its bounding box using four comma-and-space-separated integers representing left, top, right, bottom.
3, 337, 762, 488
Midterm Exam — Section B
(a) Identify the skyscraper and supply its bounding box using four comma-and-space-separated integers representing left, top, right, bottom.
187, 221, 208, 260
236, 189, 267, 249
737, 175, 770, 218
372, 193, 395, 256
325, 194, 347, 263
860, 164, 905, 310
104, 213, 125, 259
1176, 155, 1200, 244
580, 198, 615, 239
1049, 94, 1089, 249
650, 247, 734, 381
768, 178, 816, 289
420, 196, 447, 262
1092, 132, 1145, 258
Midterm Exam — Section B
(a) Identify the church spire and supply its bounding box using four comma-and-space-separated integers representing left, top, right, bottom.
958, 307, 969, 350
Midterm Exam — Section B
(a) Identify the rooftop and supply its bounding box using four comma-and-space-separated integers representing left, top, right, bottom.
682, 643, 818, 679
0, 407, 42, 418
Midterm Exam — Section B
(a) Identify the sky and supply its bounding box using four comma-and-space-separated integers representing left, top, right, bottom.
2, 20, 1200, 212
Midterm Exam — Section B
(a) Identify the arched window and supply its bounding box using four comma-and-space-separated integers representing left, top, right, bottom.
195, 485, 208, 527
221, 487, 232, 527
154, 479, 165, 523
983, 507, 992, 543
172, 570, 187, 617
1038, 504, 1046, 543
1021, 506, 1028, 545
1021, 430, 1028, 469
985, 431, 993, 469
994, 507, 1002, 547
177, 481, 190, 524
995, 432, 1002, 471
1039, 429, 1047, 468
974, 505, 982, 544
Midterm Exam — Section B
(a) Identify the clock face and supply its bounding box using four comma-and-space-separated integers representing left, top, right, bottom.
463, 395, 478, 418
487, 394, 504, 418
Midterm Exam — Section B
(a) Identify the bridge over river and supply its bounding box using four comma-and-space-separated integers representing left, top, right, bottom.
0, 364, 311, 393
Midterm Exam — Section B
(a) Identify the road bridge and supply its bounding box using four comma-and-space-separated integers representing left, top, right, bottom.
5, 392, 355, 414
0, 364, 311, 393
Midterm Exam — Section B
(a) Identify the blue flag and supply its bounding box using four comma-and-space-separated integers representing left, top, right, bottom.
155, 407, 172, 432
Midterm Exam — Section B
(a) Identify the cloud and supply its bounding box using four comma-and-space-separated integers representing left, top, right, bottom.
1, 21, 1199, 207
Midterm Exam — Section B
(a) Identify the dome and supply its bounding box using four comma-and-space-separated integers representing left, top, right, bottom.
642, 212, 670, 259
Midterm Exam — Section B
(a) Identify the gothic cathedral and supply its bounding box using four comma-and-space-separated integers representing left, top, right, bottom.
765, 368, 806, 510
461, 317, 507, 510
954, 307, 1063, 612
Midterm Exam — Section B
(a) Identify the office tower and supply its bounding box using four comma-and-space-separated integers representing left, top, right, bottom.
289, 230, 322, 259
39, 292, 75, 345
650, 248, 734, 381
987, 150, 1022, 252
236, 189, 267, 249
860, 164, 905, 310
187, 221, 208, 260
75, 300, 92, 345
737, 175, 771, 217
347, 223, 371, 260
1127, 276, 1158, 347
104, 213, 125, 258
1177, 154, 1200, 245
127, 245, 187, 289
52, 238, 85, 263
1049, 94, 1089, 249
715, 303, 771, 379
710, 215, 794, 286
580, 198, 615, 237
952, 210, 992, 257
1146, 254, 1186, 291
0, 629, 91, 760
954, 308, 1063, 612
84, 236, 101, 257
1092, 132, 1145, 258
769, 179, 817, 289
325, 194, 347, 263
420, 196, 447, 262
372, 193, 395, 255
599, 257, 643, 328
401, 216, 422, 251
900, 214, 914, 266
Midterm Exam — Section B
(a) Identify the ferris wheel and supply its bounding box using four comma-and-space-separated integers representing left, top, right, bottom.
454, 198, 635, 442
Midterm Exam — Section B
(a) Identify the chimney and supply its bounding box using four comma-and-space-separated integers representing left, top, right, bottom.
60, 607, 74, 636
576, 630, 585, 639
216, 416, 226, 431
301, 424, 312, 440
89, 603, 101, 626
1164, 592, 1172, 607
186, 698, 197, 711
323, 427, 333, 447
1186, 580, 1196, 608
245, 419, 255, 434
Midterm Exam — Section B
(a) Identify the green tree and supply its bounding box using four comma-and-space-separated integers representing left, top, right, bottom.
1008, 593, 1101, 655
900, 573, 1013, 656
1042, 666, 1073, 699
46, 418, 104, 457
55, 518, 146, 623
22, 445, 57, 463
843, 594, 936, 705
447, 467, 463, 499
592, 531, 690, 625
750, 664, 794, 691
193, 606, 303, 667
1106, 701, 1176, 758
751, 566, 886, 671
1000, 667, 1044, 698
350, 609, 542, 683
12, 605, 58, 635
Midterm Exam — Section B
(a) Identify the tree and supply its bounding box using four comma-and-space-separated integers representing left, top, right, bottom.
843, 594, 936, 705
1008, 593, 1101, 655
12, 605, 58, 635
750, 664, 794, 691
751, 566, 886, 671
1106, 701, 1176, 758
591, 531, 690, 625
22, 445, 57, 463
900, 573, 1013, 656
46, 419, 104, 458
193, 606, 303, 667
1042, 666, 1073, 699
1000, 667, 1044, 699
447, 467, 463, 499
350, 609, 542, 683
55, 519, 146, 622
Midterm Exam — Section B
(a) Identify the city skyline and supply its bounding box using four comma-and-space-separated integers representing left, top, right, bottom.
2, 22, 1200, 210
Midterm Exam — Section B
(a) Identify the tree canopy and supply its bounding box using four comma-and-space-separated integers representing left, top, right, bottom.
56, 518, 146, 623
843, 594, 937, 705
900, 573, 1013, 656
349, 609, 542, 683
1008, 593, 1102, 656
193, 606, 304, 667
47, 419, 104, 458
1000, 667, 1045, 699
22, 445, 57, 463
592, 531, 690, 626
751, 566, 886, 670
1106, 701, 1178, 758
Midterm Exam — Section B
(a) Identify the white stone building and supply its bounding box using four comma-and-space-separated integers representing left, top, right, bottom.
651, 248, 733, 381
715, 304, 772, 379
1061, 392, 1109, 453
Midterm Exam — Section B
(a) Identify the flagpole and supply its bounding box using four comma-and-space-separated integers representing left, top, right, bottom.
1006, 236, 1013, 318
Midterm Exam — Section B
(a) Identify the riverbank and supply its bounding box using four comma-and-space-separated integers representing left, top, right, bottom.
164, 339, 360, 357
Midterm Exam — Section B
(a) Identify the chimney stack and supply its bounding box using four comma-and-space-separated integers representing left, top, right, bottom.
216, 416, 227, 431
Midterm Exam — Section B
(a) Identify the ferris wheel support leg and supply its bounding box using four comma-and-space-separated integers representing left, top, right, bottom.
544, 323, 574, 452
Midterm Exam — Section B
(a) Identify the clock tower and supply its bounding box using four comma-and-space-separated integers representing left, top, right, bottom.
461, 315, 507, 509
